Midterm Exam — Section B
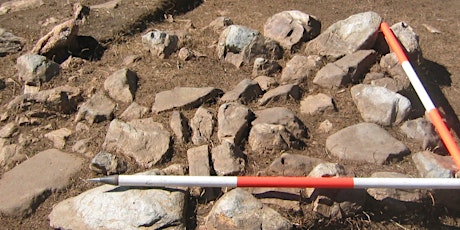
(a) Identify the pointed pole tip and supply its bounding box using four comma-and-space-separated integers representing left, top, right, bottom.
87, 178, 102, 183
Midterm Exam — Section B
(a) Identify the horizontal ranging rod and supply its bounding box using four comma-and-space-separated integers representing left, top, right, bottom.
88, 175, 460, 189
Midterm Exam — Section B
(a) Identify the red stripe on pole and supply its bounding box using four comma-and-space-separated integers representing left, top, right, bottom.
428, 109, 460, 169
236, 177, 355, 188
380, 22, 409, 63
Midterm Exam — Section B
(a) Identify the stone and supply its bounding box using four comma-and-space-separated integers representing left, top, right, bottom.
280, 54, 323, 84
306, 163, 346, 198
0, 28, 25, 56
44, 128, 72, 149
142, 30, 179, 58
318, 119, 333, 133
313, 63, 349, 88
90, 0, 120, 9
248, 123, 292, 153
90, 151, 127, 175
326, 122, 409, 164
205, 188, 292, 229
333, 50, 377, 83
104, 68, 138, 103
0, 122, 17, 138
220, 79, 263, 104
363, 72, 385, 83
119, 102, 150, 120
265, 153, 324, 176
102, 118, 171, 167
367, 171, 422, 212
264, 10, 321, 51
8, 86, 82, 114
253, 107, 308, 141
217, 102, 253, 145
0, 143, 25, 170
252, 57, 281, 77
305, 11, 381, 59
217, 25, 282, 67
391, 21, 422, 63
71, 138, 91, 155
178, 47, 195, 61
0, 149, 83, 217
75, 93, 116, 124
0, 0, 43, 15
400, 118, 440, 150
152, 87, 223, 113
190, 107, 216, 146
351, 84, 411, 126
370, 77, 402, 92
300, 93, 335, 115
205, 16, 233, 33
16, 54, 60, 84
187, 145, 210, 176
313, 189, 367, 219
211, 141, 246, 176
258, 83, 301, 106
123, 54, 142, 66
170, 111, 191, 143
31, 19, 78, 62
49, 183, 187, 229
253, 75, 278, 91
412, 151, 457, 178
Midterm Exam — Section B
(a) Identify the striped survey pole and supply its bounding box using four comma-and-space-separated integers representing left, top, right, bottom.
380, 22, 460, 169
88, 175, 460, 189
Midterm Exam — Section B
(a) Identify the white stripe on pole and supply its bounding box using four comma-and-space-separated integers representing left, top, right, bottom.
354, 178, 460, 189
119, 175, 238, 187
401, 61, 436, 111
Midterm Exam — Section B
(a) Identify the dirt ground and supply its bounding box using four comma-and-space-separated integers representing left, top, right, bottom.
1, 0, 460, 229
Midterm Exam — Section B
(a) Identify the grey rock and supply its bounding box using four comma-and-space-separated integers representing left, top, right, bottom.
104, 68, 138, 103
266, 153, 324, 176
367, 171, 422, 212
258, 83, 301, 106
333, 49, 377, 83
44, 128, 72, 149
400, 118, 440, 150
75, 93, 116, 124
326, 122, 409, 164
178, 47, 195, 61
412, 151, 457, 178
313, 189, 367, 219
306, 163, 346, 198
190, 107, 216, 145
90, 0, 120, 9
248, 123, 292, 153
220, 78, 263, 104
363, 72, 385, 83
217, 25, 283, 67
170, 111, 191, 144
16, 54, 60, 84
90, 151, 127, 175
351, 84, 411, 126
102, 118, 171, 167
7, 85, 82, 114
253, 107, 308, 141
318, 119, 333, 133
205, 188, 292, 229
280, 54, 323, 84
305, 11, 381, 59
0, 28, 25, 56
370, 77, 402, 92
119, 102, 150, 120
71, 138, 91, 155
152, 87, 223, 113
300, 93, 335, 115
0, 122, 17, 138
313, 63, 349, 88
252, 57, 281, 77
187, 145, 210, 176
264, 10, 321, 51
0, 149, 83, 217
253, 75, 278, 91
391, 21, 422, 63
217, 102, 253, 145
31, 19, 78, 61
142, 30, 179, 58
49, 183, 187, 229
211, 141, 246, 176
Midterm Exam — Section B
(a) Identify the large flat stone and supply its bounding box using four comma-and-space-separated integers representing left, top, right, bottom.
152, 87, 222, 113
326, 123, 409, 164
0, 149, 84, 217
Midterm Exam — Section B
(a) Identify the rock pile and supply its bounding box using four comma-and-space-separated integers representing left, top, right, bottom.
0, 6, 457, 229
